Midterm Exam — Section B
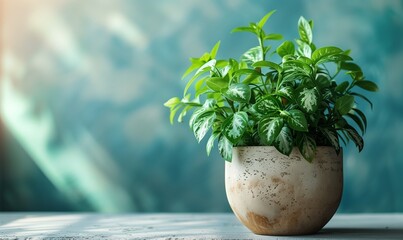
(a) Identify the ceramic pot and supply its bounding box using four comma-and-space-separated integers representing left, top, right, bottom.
225, 146, 343, 236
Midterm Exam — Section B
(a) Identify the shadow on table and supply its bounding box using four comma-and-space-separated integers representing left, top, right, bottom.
314, 228, 403, 239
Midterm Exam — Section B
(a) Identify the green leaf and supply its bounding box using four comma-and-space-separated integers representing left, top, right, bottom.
340, 62, 362, 72
218, 135, 233, 162
206, 77, 229, 92
195, 79, 210, 97
354, 80, 379, 92
164, 97, 181, 108
276, 41, 295, 58
320, 128, 340, 152
234, 68, 263, 78
274, 126, 293, 156
345, 127, 364, 151
223, 112, 248, 144
287, 109, 308, 132
298, 87, 319, 113
316, 75, 331, 88
336, 81, 350, 93
335, 95, 355, 115
225, 83, 251, 103
177, 105, 193, 123
183, 59, 217, 95
258, 10, 276, 28
264, 33, 283, 40
327, 54, 353, 62
298, 16, 313, 44
254, 96, 282, 114
352, 108, 367, 131
210, 41, 221, 59
169, 104, 182, 124
231, 26, 256, 34
309, 20, 314, 29
346, 114, 365, 134
252, 60, 282, 72
182, 61, 204, 79
258, 117, 284, 145
311, 47, 343, 64
350, 92, 373, 109
242, 74, 261, 84
298, 134, 316, 162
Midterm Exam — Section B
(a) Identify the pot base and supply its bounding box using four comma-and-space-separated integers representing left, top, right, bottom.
225, 146, 343, 236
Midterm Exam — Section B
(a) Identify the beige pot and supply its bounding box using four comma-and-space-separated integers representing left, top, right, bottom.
225, 146, 343, 236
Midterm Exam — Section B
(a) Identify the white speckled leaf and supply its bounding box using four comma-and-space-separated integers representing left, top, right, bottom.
345, 128, 364, 151
258, 117, 284, 145
299, 87, 319, 113
223, 112, 248, 144
226, 83, 251, 103
321, 128, 340, 151
274, 126, 293, 156
299, 135, 316, 162
193, 112, 216, 142
287, 109, 308, 132
218, 135, 233, 161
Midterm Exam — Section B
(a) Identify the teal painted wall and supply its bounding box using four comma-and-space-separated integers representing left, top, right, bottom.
1, 0, 402, 212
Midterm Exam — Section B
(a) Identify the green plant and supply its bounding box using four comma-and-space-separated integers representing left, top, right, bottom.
164, 10, 378, 162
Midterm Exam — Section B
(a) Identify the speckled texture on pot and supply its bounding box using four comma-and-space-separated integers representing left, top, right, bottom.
225, 146, 343, 236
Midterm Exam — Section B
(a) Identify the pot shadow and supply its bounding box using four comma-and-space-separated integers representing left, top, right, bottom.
311, 227, 403, 239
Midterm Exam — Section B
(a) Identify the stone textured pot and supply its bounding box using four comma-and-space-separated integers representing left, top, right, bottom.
225, 146, 343, 236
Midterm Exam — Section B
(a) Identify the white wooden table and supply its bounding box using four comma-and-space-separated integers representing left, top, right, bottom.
0, 213, 402, 239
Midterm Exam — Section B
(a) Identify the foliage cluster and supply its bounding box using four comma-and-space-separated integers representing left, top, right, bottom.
165, 10, 378, 162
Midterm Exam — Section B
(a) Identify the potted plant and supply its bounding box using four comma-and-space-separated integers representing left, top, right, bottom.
164, 10, 377, 235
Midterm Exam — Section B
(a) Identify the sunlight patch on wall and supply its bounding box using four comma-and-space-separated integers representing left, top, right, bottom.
1, 56, 135, 211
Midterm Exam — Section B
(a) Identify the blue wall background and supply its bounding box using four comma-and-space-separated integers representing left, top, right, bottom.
1, 0, 402, 212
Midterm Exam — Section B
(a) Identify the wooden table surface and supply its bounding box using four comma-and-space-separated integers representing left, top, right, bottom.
0, 213, 402, 239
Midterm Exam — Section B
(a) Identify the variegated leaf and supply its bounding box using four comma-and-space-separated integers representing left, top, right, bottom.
258, 117, 284, 145
206, 132, 219, 156
189, 105, 213, 128
298, 87, 319, 113
225, 83, 251, 103
223, 112, 248, 144
218, 135, 233, 162
241, 46, 262, 65
298, 16, 312, 44
320, 128, 340, 151
298, 134, 316, 162
192, 112, 216, 142
298, 41, 312, 58
287, 109, 308, 132
277, 86, 294, 100
274, 126, 293, 156
254, 96, 281, 114
189, 108, 204, 128
195, 59, 216, 76
311, 47, 343, 65
345, 128, 364, 151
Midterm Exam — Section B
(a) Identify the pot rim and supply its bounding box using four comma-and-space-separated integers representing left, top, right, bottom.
233, 146, 341, 150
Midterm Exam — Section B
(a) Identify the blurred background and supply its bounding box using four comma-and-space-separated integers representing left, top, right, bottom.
0, 0, 402, 213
